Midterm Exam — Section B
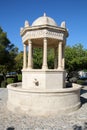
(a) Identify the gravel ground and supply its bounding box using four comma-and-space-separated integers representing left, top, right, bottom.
0, 87, 87, 130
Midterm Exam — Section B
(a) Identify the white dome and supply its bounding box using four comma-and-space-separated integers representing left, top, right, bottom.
32, 13, 58, 27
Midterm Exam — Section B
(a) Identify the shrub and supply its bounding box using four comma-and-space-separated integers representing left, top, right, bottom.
6, 75, 18, 84
13, 76, 18, 82
77, 79, 87, 85
7, 78, 15, 84
18, 74, 22, 82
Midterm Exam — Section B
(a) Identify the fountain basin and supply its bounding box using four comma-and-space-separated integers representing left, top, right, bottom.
7, 83, 82, 116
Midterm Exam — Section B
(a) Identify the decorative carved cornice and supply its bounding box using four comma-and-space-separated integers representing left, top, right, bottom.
22, 29, 64, 43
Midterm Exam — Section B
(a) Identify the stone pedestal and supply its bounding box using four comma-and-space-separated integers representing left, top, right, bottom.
22, 69, 65, 89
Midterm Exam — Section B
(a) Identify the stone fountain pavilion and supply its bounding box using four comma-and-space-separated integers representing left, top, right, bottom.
7, 13, 81, 115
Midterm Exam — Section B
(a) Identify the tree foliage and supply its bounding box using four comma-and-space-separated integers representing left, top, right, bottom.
65, 43, 87, 72
33, 48, 42, 69
15, 51, 23, 73
0, 27, 18, 73
33, 48, 54, 69
47, 48, 54, 69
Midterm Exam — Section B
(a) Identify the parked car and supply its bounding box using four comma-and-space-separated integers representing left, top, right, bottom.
6, 72, 18, 78
78, 70, 87, 79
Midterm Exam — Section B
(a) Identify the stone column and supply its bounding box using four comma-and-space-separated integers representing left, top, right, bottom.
28, 39, 32, 69
42, 38, 48, 69
32, 46, 33, 68
54, 47, 58, 69
62, 44, 65, 69
23, 44, 27, 69
58, 41, 63, 70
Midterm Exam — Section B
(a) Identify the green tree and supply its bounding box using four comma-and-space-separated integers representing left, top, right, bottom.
65, 43, 87, 72
33, 48, 42, 69
0, 27, 18, 73
33, 48, 54, 69
15, 51, 23, 73
47, 48, 54, 69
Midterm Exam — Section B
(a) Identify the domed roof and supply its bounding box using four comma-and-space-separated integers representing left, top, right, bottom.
32, 13, 58, 27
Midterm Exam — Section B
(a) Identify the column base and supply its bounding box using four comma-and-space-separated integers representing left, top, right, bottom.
42, 65, 48, 70
27, 65, 32, 69
57, 67, 64, 71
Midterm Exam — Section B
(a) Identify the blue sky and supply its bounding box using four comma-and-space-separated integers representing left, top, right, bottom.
0, 0, 87, 51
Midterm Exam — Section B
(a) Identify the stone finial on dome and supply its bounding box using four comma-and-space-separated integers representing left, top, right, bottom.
61, 21, 66, 28
44, 12, 46, 17
20, 27, 23, 32
24, 20, 30, 27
